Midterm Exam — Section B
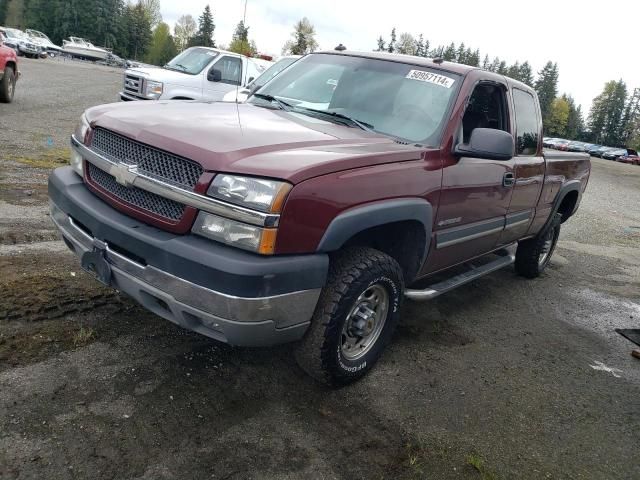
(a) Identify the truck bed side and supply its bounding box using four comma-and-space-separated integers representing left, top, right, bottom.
527, 150, 591, 236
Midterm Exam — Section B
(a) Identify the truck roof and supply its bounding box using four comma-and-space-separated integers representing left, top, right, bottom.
315, 50, 534, 92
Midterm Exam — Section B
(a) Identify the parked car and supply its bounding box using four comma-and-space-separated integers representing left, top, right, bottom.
616, 151, 640, 165
222, 55, 300, 103
119, 46, 269, 102
49, 51, 591, 385
0, 30, 18, 102
25, 29, 61, 55
602, 148, 629, 160
589, 146, 611, 157
567, 141, 587, 152
0, 27, 41, 58
554, 139, 571, 151
543, 137, 558, 148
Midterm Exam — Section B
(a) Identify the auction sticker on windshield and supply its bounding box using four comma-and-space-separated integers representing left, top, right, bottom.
406, 70, 455, 88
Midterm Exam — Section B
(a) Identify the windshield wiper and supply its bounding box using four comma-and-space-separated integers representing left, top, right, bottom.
165, 63, 187, 72
252, 93, 293, 111
294, 107, 375, 132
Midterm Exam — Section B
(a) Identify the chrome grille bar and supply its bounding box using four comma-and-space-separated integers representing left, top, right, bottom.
71, 135, 280, 228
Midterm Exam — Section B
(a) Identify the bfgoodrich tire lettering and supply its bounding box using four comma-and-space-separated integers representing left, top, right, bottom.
295, 247, 404, 386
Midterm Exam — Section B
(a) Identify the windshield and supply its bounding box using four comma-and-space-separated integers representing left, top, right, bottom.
5, 28, 25, 39
251, 57, 299, 89
165, 47, 218, 75
249, 53, 460, 145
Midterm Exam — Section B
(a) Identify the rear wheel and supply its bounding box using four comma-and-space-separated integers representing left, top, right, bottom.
515, 213, 561, 278
0, 66, 15, 103
295, 247, 404, 386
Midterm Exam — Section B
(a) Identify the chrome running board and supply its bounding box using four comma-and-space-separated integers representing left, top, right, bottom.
405, 246, 516, 301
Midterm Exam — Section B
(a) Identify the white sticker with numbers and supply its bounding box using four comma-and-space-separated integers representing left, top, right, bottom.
405, 70, 455, 88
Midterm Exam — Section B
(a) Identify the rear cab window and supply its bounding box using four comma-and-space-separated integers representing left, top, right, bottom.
512, 88, 540, 156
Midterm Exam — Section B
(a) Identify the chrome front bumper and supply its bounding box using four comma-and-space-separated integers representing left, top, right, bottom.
50, 201, 320, 346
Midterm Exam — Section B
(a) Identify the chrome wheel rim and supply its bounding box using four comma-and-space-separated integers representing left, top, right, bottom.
341, 284, 389, 360
538, 227, 556, 266
8, 77, 14, 98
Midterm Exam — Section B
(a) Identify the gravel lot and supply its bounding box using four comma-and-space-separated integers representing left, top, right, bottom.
0, 58, 639, 480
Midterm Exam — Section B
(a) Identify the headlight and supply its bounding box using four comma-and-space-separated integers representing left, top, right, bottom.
145, 80, 163, 98
207, 175, 291, 213
192, 212, 277, 254
70, 114, 90, 176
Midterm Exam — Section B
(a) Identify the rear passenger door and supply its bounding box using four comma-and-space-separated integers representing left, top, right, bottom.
499, 88, 545, 245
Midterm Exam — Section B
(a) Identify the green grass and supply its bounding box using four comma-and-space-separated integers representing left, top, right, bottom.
8, 148, 70, 169
466, 453, 497, 480
72, 325, 96, 347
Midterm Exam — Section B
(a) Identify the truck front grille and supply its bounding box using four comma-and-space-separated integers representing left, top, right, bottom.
88, 163, 186, 221
91, 128, 203, 190
124, 74, 143, 96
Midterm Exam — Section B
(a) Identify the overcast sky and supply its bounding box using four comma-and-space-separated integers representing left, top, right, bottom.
161, 0, 639, 111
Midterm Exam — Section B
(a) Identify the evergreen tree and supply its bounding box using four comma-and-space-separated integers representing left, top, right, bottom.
375, 35, 385, 52
415, 34, 424, 57
468, 49, 480, 66
455, 42, 465, 63
488, 57, 501, 72
0, 0, 7, 25
422, 39, 430, 57
621, 87, 640, 144
193, 4, 215, 47
482, 54, 490, 70
496, 61, 507, 75
563, 95, 583, 139
588, 80, 628, 145
228, 20, 252, 56
387, 27, 396, 53
535, 61, 559, 126
442, 42, 456, 61
519, 61, 534, 87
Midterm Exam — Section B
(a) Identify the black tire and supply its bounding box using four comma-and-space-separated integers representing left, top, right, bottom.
515, 213, 562, 278
295, 247, 404, 386
0, 66, 15, 103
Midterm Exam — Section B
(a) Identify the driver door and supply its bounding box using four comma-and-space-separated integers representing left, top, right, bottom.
422, 82, 516, 275
202, 55, 243, 101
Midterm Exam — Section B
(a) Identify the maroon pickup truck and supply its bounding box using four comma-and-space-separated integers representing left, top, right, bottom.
49, 51, 590, 385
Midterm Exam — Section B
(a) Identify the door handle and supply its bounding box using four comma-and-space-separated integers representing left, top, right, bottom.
503, 172, 515, 187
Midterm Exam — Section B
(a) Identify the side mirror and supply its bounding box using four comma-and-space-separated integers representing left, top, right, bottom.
454, 128, 514, 161
207, 68, 222, 82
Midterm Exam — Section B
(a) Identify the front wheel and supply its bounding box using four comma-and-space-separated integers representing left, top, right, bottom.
295, 247, 404, 386
0, 66, 15, 103
515, 213, 561, 278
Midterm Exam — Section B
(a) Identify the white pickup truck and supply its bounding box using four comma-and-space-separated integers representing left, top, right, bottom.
119, 47, 269, 102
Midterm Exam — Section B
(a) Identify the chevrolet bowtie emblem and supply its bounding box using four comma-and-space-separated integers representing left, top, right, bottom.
111, 163, 138, 187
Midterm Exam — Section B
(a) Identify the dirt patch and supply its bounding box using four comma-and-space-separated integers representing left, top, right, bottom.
0, 252, 123, 322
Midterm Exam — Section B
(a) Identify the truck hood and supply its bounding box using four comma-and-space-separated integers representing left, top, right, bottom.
85, 101, 429, 184
126, 67, 197, 87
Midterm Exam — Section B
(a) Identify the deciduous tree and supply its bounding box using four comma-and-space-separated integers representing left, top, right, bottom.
282, 17, 318, 55
174, 14, 196, 51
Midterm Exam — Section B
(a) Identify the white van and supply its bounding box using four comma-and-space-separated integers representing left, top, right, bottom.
119, 47, 269, 102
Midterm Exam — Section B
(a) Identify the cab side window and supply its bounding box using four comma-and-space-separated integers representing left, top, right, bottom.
214, 56, 242, 86
461, 83, 509, 143
513, 89, 540, 156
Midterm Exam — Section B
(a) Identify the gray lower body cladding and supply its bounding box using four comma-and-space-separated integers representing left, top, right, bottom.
48, 167, 328, 346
